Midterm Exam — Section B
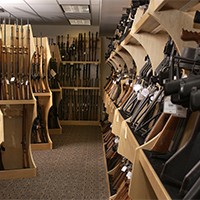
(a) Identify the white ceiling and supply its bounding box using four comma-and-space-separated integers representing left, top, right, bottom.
0, 0, 130, 36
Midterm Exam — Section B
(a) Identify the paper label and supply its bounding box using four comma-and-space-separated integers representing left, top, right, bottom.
25, 80, 29, 85
121, 166, 127, 172
125, 79, 129, 85
137, 92, 145, 100
110, 124, 113, 128
163, 96, 187, 118
50, 69, 57, 77
133, 84, 142, 92
111, 105, 115, 113
126, 171, 132, 179
141, 88, 149, 97
10, 77, 15, 82
114, 137, 119, 144
6, 79, 10, 85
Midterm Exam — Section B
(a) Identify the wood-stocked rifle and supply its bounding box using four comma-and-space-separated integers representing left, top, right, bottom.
60, 35, 65, 61
94, 32, 99, 61
92, 33, 94, 61
19, 19, 25, 99
35, 37, 41, 92
89, 32, 91, 61
2, 19, 9, 100
0, 18, 3, 100
39, 32, 46, 92
65, 34, 69, 61
83, 33, 86, 61
25, 20, 30, 99
14, 19, 21, 100
9, 26, 15, 100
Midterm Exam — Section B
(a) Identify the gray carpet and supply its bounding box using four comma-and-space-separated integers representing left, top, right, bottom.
0, 125, 109, 200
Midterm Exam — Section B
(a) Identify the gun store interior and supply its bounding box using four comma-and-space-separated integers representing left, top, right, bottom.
1, 0, 200, 199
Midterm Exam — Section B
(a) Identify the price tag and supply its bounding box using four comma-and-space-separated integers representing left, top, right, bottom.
116, 113, 119, 122
125, 126, 127, 139
163, 96, 187, 118
141, 88, 149, 97
50, 69, 57, 77
25, 80, 29, 85
133, 84, 142, 92
114, 137, 119, 144
164, 96, 177, 114
10, 77, 15, 82
125, 79, 129, 85
6, 79, 10, 85
110, 124, 113, 128
137, 92, 145, 100
121, 166, 127, 172
108, 101, 110, 106
126, 171, 132, 179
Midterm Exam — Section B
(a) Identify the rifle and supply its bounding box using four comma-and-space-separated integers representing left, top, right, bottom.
25, 20, 30, 99
92, 33, 94, 61
14, 20, 21, 100
94, 32, 99, 61
83, 33, 86, 61
60, 35, 65, 61
39, 32, 46, 92
66, 34, 69, 60
2, 19, 9, 100
22, 105, 28, 168
31, 54, 38, 92
89, 32, 91, 61
0, 18, 3, 100
35, 37, 41, 92
9, 26, 15, 100
19, 19, 25, 99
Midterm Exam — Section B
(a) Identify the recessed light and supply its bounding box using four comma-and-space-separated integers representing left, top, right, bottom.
69, 19, 91, 25
61, 5, 90, 14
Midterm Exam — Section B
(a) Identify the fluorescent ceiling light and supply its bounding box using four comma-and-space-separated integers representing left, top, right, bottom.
61, 5, 90, 13
69, 19, 91, 25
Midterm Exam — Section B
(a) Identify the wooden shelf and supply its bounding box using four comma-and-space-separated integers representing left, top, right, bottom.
33, 92, 51, 97
31, 142, 52, 151
0, 99, 35, 105
51, 89, 62, 92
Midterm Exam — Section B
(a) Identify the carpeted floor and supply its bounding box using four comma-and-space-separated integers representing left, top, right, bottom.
0, 125, 109, 200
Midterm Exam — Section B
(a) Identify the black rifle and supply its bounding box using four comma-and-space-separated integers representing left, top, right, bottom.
66, 34, 69, 60
60, 35, 66, 61
94, 32, 99, 61
89, 32, 91, 61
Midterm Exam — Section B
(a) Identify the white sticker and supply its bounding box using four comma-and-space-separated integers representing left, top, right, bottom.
137, 92, 145, 100
163, 96, 187, 118
121, 166, 127, 172
125, 126, 127, 139
114, 137, 119, 144
133, 84, 142, 92
110, 124, 113, 128
6, 79, 10, 85
10, 77, 15, 82
50, 69, 57, 77
125, 79, 129, 85
108, 101, 110, 106
141, 88, 149, 97
116, 113, 119, 122
126, 171, 132, 179
25, 80, 29, 85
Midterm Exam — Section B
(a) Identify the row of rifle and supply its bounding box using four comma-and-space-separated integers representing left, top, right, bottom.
58, 89, 99, 121
31, 33, 47, 93
59, 63, 99, 87
105, 0, 150, 60
103, 29, 200, 199
0, 18, 31, 100
55, 32, 99, 62
101, 119, 132, 200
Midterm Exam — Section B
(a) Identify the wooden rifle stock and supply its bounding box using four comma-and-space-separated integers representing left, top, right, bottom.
181, 29, 200, 44
151, 115, 180, 153
39, 33, 46, 92
14, 20, 21, 100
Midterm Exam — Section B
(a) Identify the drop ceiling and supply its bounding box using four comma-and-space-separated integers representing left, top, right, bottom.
0, 0, 130, 36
